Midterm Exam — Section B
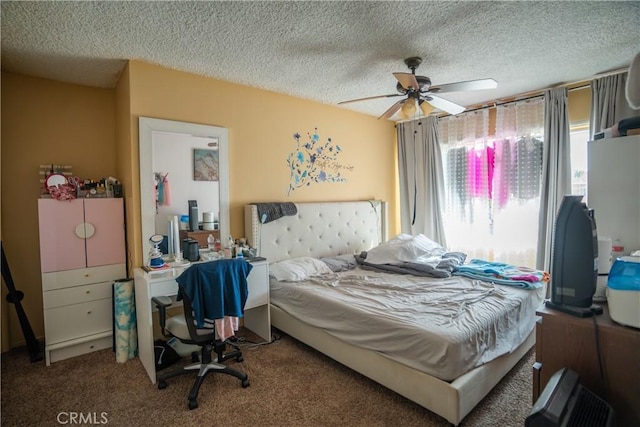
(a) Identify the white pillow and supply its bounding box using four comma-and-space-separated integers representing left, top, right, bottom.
365, 233, 445, 265
269, 257, 332, 281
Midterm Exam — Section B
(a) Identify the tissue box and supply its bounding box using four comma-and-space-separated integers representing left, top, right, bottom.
607, 257, 640, 328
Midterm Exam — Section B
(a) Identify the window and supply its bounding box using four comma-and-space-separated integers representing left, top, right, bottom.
439, 100, 544, 268
569, 124, 589, 197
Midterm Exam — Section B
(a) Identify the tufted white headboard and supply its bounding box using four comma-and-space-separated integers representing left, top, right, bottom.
244, 200, 387, 264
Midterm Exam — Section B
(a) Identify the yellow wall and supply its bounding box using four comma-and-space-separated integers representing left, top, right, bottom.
1, 73, 118, 350
1, 64, 397, 349
568, 86, 591, 125
114, 63, 138, 272
124, 61, 398, 267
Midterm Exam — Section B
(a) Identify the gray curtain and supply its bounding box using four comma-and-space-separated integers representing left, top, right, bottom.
537, 88, 571, 271
590, 72, 634, 139
397, 117, 447, 246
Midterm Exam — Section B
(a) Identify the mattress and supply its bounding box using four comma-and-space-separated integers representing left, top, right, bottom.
270, 268, 546, 381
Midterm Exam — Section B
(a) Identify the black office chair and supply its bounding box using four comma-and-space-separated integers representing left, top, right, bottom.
152, 259, 252, 410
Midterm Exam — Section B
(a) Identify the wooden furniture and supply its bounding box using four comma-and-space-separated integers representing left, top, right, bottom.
245, 201, 540, 426
179, 229, 219, 249
134, 257, 270, 384
534, 304, 640, 426
38, 198, 126, 365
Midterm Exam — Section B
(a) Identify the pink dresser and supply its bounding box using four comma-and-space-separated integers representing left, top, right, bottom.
38, 198, 126, 365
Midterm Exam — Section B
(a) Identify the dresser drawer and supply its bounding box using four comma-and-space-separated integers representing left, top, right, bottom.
44, 299, 112, 344
43, 281, 113, 309
47, 334, 112, 365
42, 264, 126, 291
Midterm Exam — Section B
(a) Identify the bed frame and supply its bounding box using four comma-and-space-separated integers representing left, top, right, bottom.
244, 200, 534, 426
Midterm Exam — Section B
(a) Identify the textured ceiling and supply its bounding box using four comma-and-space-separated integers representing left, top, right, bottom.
2, 1, 639, 120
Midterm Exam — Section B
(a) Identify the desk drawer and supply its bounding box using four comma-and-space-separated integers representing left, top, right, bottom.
149, 279, 179, 298
44, 299, 112, 344
43, 281, 113, 309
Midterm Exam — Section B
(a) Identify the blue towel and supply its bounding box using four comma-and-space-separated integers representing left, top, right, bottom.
453, 259, 546, 290
176, 259, 253, 328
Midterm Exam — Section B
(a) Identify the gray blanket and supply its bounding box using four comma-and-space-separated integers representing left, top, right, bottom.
356, 251, 467, 278
254, 202, 297, 223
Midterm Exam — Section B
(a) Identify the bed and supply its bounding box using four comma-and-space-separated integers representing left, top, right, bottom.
244, 200, 545, 426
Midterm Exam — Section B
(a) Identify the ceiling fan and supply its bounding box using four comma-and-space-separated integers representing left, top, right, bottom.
339, 57, 497, 119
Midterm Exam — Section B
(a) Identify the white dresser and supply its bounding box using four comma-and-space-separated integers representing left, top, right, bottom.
134, 257, 270, 384
38, 198, 126, 365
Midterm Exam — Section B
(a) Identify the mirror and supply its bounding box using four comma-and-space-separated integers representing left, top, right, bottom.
139, 117, 230, 260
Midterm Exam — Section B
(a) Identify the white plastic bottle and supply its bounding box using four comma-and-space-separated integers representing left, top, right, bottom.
612, 239, 625, 260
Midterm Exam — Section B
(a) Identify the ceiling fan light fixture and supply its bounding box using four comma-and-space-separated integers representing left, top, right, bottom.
419, 101, 435, 116
400, 99, 416, 117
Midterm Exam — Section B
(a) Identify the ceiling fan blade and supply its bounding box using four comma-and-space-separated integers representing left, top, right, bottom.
378, 99, 407, 120
338, 93, 403, 105
393, 72, 420, 91
428, 78, 497, 94
425, 95, 465, 115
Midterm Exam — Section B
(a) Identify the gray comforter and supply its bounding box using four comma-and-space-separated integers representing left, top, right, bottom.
356, 251, 467, 278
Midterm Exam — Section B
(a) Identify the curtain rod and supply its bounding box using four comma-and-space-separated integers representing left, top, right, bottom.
461, 82, 591, 115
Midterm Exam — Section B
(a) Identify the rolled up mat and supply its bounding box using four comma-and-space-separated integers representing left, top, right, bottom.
113, 278, 137, 363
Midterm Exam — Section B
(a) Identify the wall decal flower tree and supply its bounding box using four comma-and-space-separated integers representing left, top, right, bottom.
287, 128, 353, 196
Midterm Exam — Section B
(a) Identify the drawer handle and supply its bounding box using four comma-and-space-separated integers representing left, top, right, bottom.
84, 274, 90, 278
86, 290, 91, 294
89, 345, 94, 349
87, 311, 92, 315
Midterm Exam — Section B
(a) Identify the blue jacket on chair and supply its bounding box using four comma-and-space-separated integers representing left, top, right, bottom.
176, 259, 253, 328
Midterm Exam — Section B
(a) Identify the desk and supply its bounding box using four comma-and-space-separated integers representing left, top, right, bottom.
533, 303, 640, 426
134, 258, 270, 384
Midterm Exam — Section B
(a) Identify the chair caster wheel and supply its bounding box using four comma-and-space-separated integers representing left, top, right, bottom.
242, 379, 250, 388
236, 355, 244, 362
188, 399, 198, 410
158, 380, 167, 390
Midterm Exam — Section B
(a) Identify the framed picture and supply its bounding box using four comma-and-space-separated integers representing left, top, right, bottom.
193, 149, 219, 181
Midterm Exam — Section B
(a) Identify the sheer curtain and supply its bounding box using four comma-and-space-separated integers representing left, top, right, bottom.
439, 109, 493, 260
439, 100, 544, 267
397, 117, 447, 245
494, 98, 545, 267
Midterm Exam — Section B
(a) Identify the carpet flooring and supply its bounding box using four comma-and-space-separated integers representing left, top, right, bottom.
1, 329, 535, 426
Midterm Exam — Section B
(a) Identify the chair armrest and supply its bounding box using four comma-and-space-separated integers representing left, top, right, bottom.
151, 296, 173, 333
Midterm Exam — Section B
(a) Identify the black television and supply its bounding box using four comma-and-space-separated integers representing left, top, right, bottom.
545, 195, 602, 317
